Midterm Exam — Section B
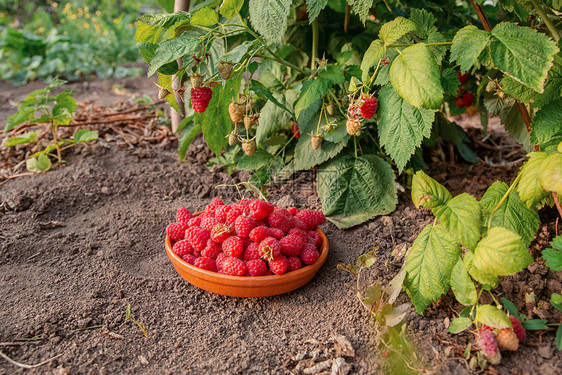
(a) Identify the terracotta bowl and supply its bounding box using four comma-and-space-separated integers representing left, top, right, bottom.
165, 226, 329, 298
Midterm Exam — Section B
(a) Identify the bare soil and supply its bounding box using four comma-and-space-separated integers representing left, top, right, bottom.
1, 77, 561, 375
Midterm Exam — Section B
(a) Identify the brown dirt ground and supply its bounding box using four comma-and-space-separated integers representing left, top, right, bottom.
1, 77, 561, 375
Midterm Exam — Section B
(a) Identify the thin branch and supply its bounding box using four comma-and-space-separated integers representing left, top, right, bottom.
0, 351, 63, 369
553, 192, 562, 221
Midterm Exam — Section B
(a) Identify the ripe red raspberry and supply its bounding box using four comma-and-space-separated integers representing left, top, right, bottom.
243, 243, 261, 261
291, 217, 309, 231
222, 236, 244, 258
249, 226, 270, 243
289, 228, 308, 240
296, 210, 325, 230
360, 96, 378, 119
268, 211, 292, 233
308, 231, 322, 247
215, 205, 231, 223
462, 92, 475, 107
288, 207, 299, 216
457, 71, 469, 84
246, 259, 268, 276
201, 239, 222, 259
182, 254, 196, 264
222, 257, 247, 276
280, 234, 303, 257
209, 197, 224, 207
211, 224, 233, 243
259, 237, 281, 261
287, 256, 303, 272
269, 228, 284, 239
269, 255, 289, 275
249, 200, 274, 220
201, 216, 218, 232
194, 257, 217, 272
166, 222, 188, 241
173, 239, 193, 257
509, 315, 526, 342
186, 226, 210, 251
477, 328, 501, 365
234, 215, 257, 239
216, 252, 228, 271
456, 96, 464, 108
292, 122, 301, 139
300, 246, 320, 265
176, 207, 192, 224
187, 217, 201, 228
226, 205, 244, 225
274, 208, 292, 216
191, 87, 213, 113
238, 199, 253, 206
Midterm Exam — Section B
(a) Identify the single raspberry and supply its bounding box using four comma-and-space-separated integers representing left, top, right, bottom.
222, 257, 247, 276
216, 252, 228, 271
292, 122, 301, 139
287, 256, 303, 272
259, 237, 281, 261
496, 329, 519, 351
229, 102, 245, 123
249, 200, 274, 220
289, 228, 308, 240
209, 197, 225, 207
187, 217, 202, 228
241, 139, 256, 156
311, 135, 323, 150
346, 117, 362, 136
288, 207, 299, 216
191, 87, 213, 113
274, 208, 292, 216
455, 96, 464, 108
222, 236, 244, 258
176, 208, 192, 224
190, 73, 204, 89
238, 199, 254, 206
457, 71, 469, 84
268, 211, 292, 233
201, 216, 218, 232
192, 248, 201, 257
462, 92, 475, 107
215, 205, 231, 223
280, 234, 303, 257
243, 242, 261, 261
246, 259, 268, 276
269, 228, 284, 239
182, 254, 196, 264
269, 255, 289, 275
308, 231, 322, 247
226, 205, 244, 225
300, 246, 320, 265
166, 222, 188, 242
218, 61, 233, 80
186, 226, 210, 251
477, 328, 501, 365
201, 239, 222, 259
296, 210, 325, 230
234, 215, 257, 239
509, 315, 526, 342
249, 226, 270, 243
360, 96, 378, 119
291, 217, 309, 231
211, 224, 233, 243
172, 239, 193, 257
194, 257, 217, 272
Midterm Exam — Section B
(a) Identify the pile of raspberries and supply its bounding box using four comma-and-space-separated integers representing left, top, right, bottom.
166, 198, 326, 276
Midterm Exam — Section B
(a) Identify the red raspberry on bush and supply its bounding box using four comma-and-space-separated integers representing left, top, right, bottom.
259, 237, 281, 261
222, 236, 244, 258
292, 122, 301, 139
280, 234, 303, 257
287, 256, 303, 272
243, 242, 261, 261
455, 97, 464, 108
182, 254, 196, 264
269, 211, 292, 233
462, 92, 475, 107
509, 315, 526, 342
235, 215, 257, 239
269, 255, 289, 275
173, 239, 193, 257
176, 207, 192, 224
194, 257, 217, 272
296, 210, 325, 230
300, 245, 320, 265
249, 200, 274, 220
186, 226, 210, 251
187, 217, 201, 228
222, 256, 247, 276
360, 96, 378, 119
166, 222, 188, 242
201, 239, 221, 259
191, 87, 213, 113
457, 71, 470, 84
246, 259, 268, 276
211, 224, 233, 243
249, 226, 270, 243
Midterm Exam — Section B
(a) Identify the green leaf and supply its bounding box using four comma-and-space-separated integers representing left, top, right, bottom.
220, 0, 244, 19
450, 26, 490, 73
433, 193, 482, 250
441, 68, 461, 96
237, 150, 273, 171
530, 99, 562, 151
148, 35, 199, 76
318, 65, 345, 85
52, 95, 77, 117
5, 132, 37, 147
489, 22, 559, 92
317, 154, 398, 228
158, 73, 182, 113
306, 0, 329, 21
249, 0, 292, 44
26, 154, 52, 173
389, 43, 444, 109
517, 152, 549, 208
358, 253, 377, 268
451, 259, 478, 306
473, 227, 533, 276
360, 39, 386, 83
539, 153, 562, 195
251, 81, 295, 119
138, 12, 190, 28
410, 8, 437, 39
543, 236, 562, 271
476, 305, 512, 329
191, 7, 219, 26
157, 0, 174, 12
551, 293, 562, 312
425, 30, 448, 65
411, 170, 452, 209
500, 75, 539, 103
480, 181, 540, 246
377, 85, 435, 172
464, 251, 499, 288
256, 90, 297, 144
404, 224, 461, 314
500, 297, 521, 318
177, 120, 200, 161
135, 22, 164, 44
448, 317, 472, 334
73, 129, 98, 143
137, 42, 179, 75
379, 17, 417, 46
522, 319, 549, 330
294, 78, 332, 116
5, 107, 35, 133
556, 325, 562, 350
348, 0, 374, 24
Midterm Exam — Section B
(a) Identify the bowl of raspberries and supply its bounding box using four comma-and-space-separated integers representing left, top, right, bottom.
164, 197, 328, 297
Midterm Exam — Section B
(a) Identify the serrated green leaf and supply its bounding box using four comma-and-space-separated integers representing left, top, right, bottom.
551, 293, 562, 312
501, 75, 539, 103
348, 0, 374, 24
135, 22, 164, 44
530, 99, 562, 151
556, 325, 562, 350
157, 73, 182, 113
317, 154, 398, 228
522, 319, 549, 330
138, 12, 191, 28
451, 259, 478, 306
219, 0, 244, 19
433, 193, 482, 250
464, 251, 499, 287
501, 297, 521, 318
489, 22, 559, 93
5, 132, 37, 147
411, 170, 452, 209
379, 17, 417, 46
318, 65, 345, 85
410, 8, 437, 39
249, 0, 292, 44
294, 78, 332, 116
256, 90, 297, 144
543, 236, 562, 271
451, 26, 490, 73
361, 39, 386, 83
306, 0, 329, 21
237, 150, 273, 171
448, 317, 472, 334
191, 7, 219, 26
390, 44, 444, 109
481, 181, 540, 246
474, 227, 533, 276
477, 305, 512, 329
426, 30, 447, 65
404, 224, 461, 314
177, 119, 199, 161
26, 154, 52, 173
441, 68, 461, 96
73, 129, 98, 143
148, 35, 199, 76
5, 107, 35, 133
517, 152, 549, 208
137, 42, 180, 75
